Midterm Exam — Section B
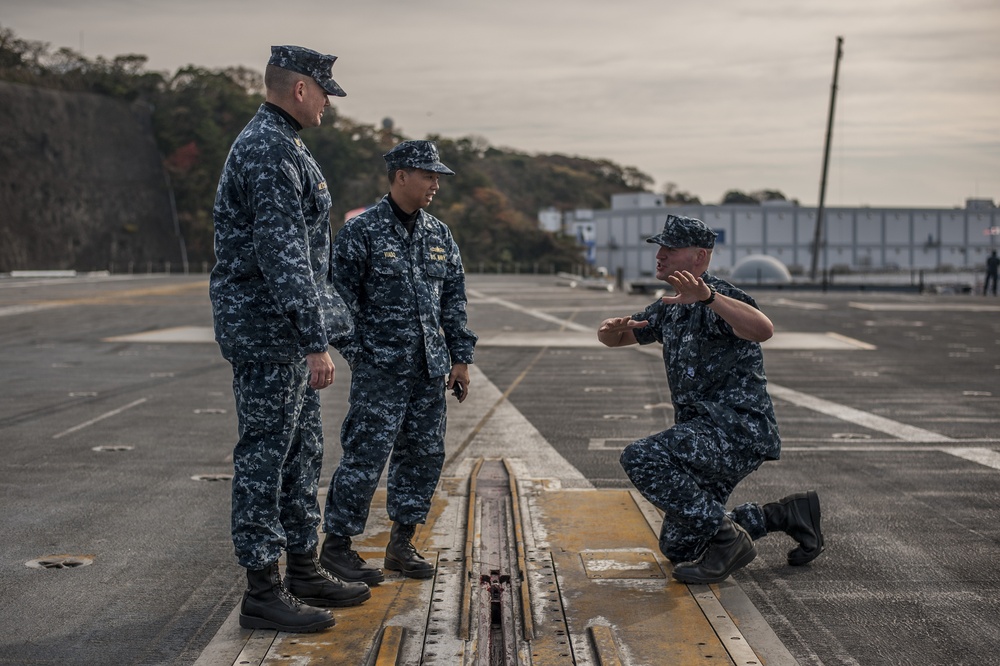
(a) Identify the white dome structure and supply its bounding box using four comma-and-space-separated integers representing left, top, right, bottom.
730, 254, 792, 284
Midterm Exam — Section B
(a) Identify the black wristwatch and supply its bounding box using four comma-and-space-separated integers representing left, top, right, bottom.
700, 286, 717, 305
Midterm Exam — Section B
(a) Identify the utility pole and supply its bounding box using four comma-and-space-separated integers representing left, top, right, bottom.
810, 36, 844, 282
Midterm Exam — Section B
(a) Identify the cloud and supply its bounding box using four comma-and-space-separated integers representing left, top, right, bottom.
3, 0, 998, 206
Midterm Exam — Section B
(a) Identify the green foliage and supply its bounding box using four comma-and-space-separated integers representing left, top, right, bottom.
721, 190, 758, 205
750, 189, 788, 203
661, 181, 702, 205
0, 30, 165, 99
154, 66, 264, 259
1, 27, 56, 82
304, 114, 392, 231
1, 24, 731, 269
721, 189, 792, 205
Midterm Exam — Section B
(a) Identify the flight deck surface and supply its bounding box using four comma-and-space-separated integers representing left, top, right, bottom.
1, 273, 998, 664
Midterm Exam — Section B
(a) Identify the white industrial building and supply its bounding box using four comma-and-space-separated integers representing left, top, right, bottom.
542, 194, 999, 282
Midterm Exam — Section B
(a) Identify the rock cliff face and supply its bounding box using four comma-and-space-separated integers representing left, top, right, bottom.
0, 81, 184, 272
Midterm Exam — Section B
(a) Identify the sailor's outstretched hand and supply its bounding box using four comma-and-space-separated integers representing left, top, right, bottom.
662, 271, 711, 305
599, 316, 648, 334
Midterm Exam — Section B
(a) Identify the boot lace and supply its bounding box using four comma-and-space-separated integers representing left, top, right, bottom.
270, 569, 305, 608
392, 525, 420, 558
396, 542, 419, 559
329, 536, 370, 569
278, 585, 305, 608
344, 548, 370, 568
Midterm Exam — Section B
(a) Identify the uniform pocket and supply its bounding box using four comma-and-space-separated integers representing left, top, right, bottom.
233, 363, 302, 434
374, 255, 404, 276
425, 260, 447, 278
425, 238, 449, 278
313, 181, 332, 217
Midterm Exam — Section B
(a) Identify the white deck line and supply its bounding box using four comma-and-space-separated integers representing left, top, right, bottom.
52, 398, 149, 439
767, 384, 954, 443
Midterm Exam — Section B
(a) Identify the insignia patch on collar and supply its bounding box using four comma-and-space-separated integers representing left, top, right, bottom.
318, 181, 327, 190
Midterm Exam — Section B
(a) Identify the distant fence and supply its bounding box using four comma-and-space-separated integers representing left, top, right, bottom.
111, 261, 593, 276
6, 261, 594, 277
105, 261, 210, 275
6, 263, 985, 296
468, 262, 591, 276
93, 260, 599, 276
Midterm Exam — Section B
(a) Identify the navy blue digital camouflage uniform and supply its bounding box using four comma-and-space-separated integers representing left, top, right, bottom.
324, 164, 477, 537
621, 275, 780, 564
209, 46, 351, 570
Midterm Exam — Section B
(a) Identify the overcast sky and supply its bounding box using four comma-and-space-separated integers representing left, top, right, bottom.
5, 0, 999, 208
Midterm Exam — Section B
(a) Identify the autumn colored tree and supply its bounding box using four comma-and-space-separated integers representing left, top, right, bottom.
1, 24, 755, 269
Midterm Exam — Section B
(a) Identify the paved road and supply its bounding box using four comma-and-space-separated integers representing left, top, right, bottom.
1, 273, 998, 665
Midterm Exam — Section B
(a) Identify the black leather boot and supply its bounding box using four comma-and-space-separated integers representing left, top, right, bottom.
384, 523, 435, 579
764, 490, 824, 565
319, 534, 385, 585
239, 563, 334, 632
285, 549, 372, 607
671, 516, 757, 584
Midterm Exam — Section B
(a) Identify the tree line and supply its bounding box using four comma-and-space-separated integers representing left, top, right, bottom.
0, 26, 792, 269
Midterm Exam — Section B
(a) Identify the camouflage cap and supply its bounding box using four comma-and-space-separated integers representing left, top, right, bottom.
646, 214, 717, 249
384, 140, 455, 175
268, 45, 346, 97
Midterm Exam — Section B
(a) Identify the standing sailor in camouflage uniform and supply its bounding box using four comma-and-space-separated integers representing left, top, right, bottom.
320, 140, 477, 583
210, 45, 370, 633
598, 215, 824, 584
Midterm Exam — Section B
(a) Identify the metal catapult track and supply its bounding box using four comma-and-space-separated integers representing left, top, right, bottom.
208, 457, 775, 665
